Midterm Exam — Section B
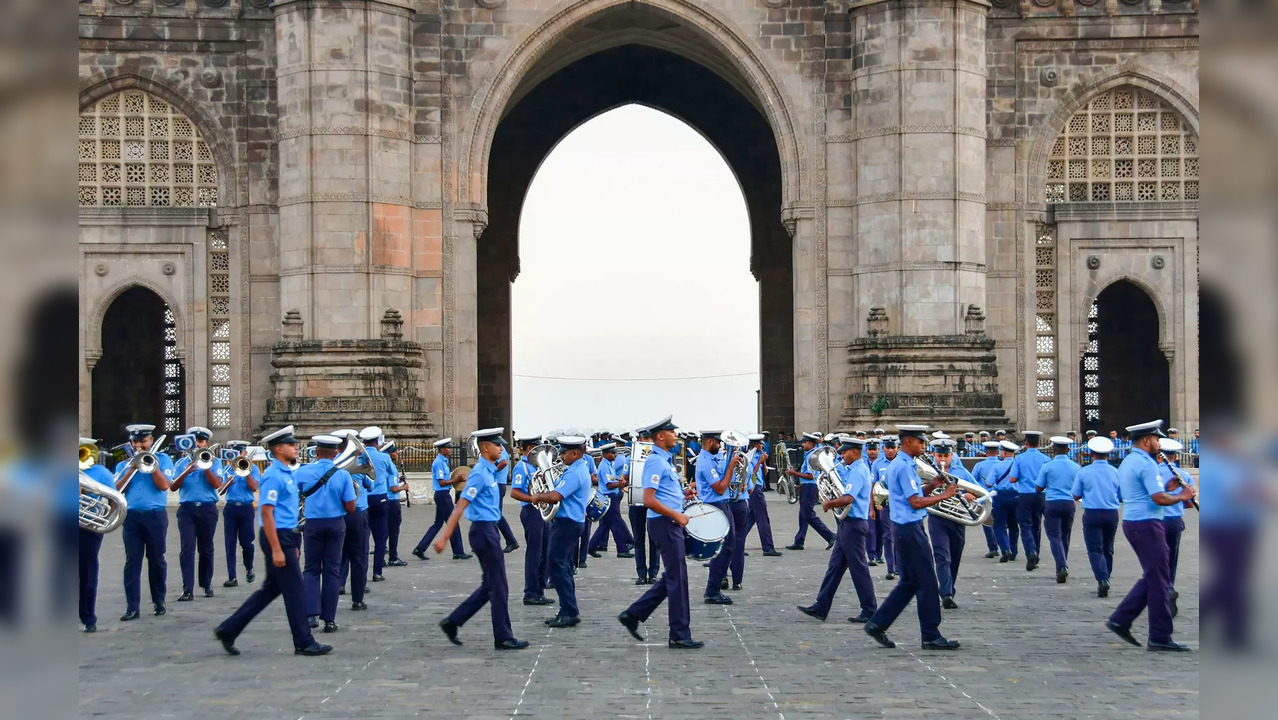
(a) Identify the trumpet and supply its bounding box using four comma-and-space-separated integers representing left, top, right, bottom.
80, 471, 128, 533
913, 454, 995, 527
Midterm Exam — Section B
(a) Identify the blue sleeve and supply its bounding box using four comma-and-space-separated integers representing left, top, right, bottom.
695, 455, 714, 488
260, 475, 281, 507
1141, 463, 1164, 497
1070, 473, 1084, 497
642, 461, 664, 490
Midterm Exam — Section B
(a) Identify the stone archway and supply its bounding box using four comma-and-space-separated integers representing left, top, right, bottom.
1081, 280, 1169, 434
92, 286, 183, 443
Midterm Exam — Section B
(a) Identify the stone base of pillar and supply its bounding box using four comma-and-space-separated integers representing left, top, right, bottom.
840, 335, 1009, 431
260, 339, 435, 445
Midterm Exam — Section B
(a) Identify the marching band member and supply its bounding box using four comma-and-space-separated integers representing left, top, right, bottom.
576, 444, 600, 569
1106, 420, 1195, 652
797, 437, 877, 623
358, 427, 394, 582
339, 431, 374, 610
742, 434, 782, 558
412, 439, 471, 560
1038, 436, 1081, 583
436, 429, 529, 650
221, 441, 259, 587
79, 437, 114, 632
1071, 436, 1120, 596
215, 426, 332, 656
1157, 438, 1193, 617
296, 435, 355, 634
618, 417, 703, 649
115, 423, 174, 621
871, 436, 897, 576
1010, 430, 1048, 571
695, 431, 740, 603
785, 432, 836, 551
970, 440, 1004, 559
171, 426, 223, 601
725, 439, 751, 591
929, 439, 974, 610
530, 435, 592, 628
863, 425, 960, 651
510, 437, 553, 605
587, 444, 635, 557
990, 440, 1020, 562
384, 440, 409, 567
494, 440, 521, 554
861, 439, 882, 562
625, 429, 662, 585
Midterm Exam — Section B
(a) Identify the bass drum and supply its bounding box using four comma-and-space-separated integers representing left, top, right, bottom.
683, 501, 730, 561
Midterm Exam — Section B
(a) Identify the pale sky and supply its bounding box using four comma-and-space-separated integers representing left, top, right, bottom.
511, 104, 761, 436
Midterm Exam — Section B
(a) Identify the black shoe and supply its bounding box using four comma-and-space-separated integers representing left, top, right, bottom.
1098, 580, 1110, 598
885, 572, 898, 581
1170, 589, 1179, 618
1106, 620, 1140, 647
504, 543, 520, 554
999, 553, 1011, 563
412, 548, 428, 560
701, 562, 711, 568
942, 596, 958, 610
1056, 568, 1068, 584
246, 569, 255, 583
388, 559, 408, 567
214, 628, 240, 656
324, 621, 339, 633
120, 610, 140, 622
496, 638, 530, 650
847, 614, 872, 624
668, 638, 705, 650
371, 575, 385, 582
634, 577, 648, 586
1026, 554, 1039, 571
153, 604, 166, 616
577, 562, 588, 569
922, 637, 961, 650
868, 558, 880, 566
439, 619, 462, 645
1147, 640, 1191, 652
704, 593, 734, 605
546, 615, 581, 628
865, 623, 895, 648
223, 579, 238, 588
83, 624, 96, 633
985, 551, 1000, 559
308, 615, 320, 629
204, 588, 215, 598
785, 544, 804, 551
177, 592, 194, 602
720, 578, 729, 590
618, 611, 645, 641
294, 642, 333, 656
826, 538, 836, 550
523, 596, 555, 606
744, 552, 750, 556
351, 602, 368, 611
338, 587, 346, 595
453, 553, 473, 561
588, 550, 602, 558
763, 550, 783, 557
797, 605, 826, 621
617, 551, 635, 558
732, 583, 742, 591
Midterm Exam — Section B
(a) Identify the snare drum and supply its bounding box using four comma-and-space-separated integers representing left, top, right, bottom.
585, 487, 611, 522
683, 501, 730, 561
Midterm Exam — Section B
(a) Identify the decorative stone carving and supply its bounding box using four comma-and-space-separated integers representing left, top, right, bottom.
1040, 68, 1059, 87
95, 263, 109, 277
281, 309, 304, 342
199, 70, 221, 89
380, 309, 404, 341
866, 307, 889, 338
162, 261, 176, 276
1087, 255, 1102, 270
1060, 0, 1076, 16
964, 305, 987, 336
1151, 255, 1165, 269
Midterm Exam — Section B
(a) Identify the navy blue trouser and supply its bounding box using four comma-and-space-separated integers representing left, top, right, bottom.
793, 483, 835, 546
177, 502, 218, 594
868, 520, 943, 642
704, 500, 738, 596
415, 490, 464, 554
367, 494, 388, 576
577, 518, 592, 565
928, 515, 966, 598
218, 529, 315, 650
992, 490, 1019, 557
1201, 525, 1257, 648
1110, 519, 1174, 644
548, 517, 583, 618
519, 504, 549, 599
340, 510, 369, 603
813, 517, 877, 618
122, 509, 168, 612
222, 503, 255, 580
79, 528, 103, 626
386, 499, 402, 561
1017, 491, 1045, 558
876, 504, 897, 571
303, 517, 346, 622
982, 526, 999, 552
1163, 516, 1186, 587
1081, 508, 1119, 582
1044, 499, 1076, 573
743, 486, 777, 553
628, 505, 660, 579
589, 495, 633, 552
626, 515, 692, 642
496, 485, 519, 547
447, 522, 514, 644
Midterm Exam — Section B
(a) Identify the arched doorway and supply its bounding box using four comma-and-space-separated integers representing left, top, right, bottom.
91, 287, 184, 443
1080, 280, 1169, 434
475, 12, 794, 434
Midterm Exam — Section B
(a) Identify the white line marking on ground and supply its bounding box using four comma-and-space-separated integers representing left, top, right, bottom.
724, 607, 785, 720
508, 627, 553, 720
906, 650, 1001, 719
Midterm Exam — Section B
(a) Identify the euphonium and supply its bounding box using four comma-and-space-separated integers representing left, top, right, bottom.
720, 430, 751, 501
871, 479, 890, 510
528, 443, 565, 521
913, 455, 995, 527
79, 441, 100, 471
811, 447, 851, 519
79, 471, 128, 533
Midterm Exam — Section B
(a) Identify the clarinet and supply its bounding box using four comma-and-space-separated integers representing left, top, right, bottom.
1158, 451, 1198, 511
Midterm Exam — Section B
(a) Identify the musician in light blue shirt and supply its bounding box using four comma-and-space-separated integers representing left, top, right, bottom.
114, 423, 174, 621
787, 432, 836, 551
510, 438, 553, 605
1072, 436, 1121, 596
413, 439, 469, 559
742, 434, 782, 557
1010, 431, 1049, 570
492, 444, 521, 552
217, 441, 260, 588
529, 435, 592, 627
587, 444, 635, 558
869, 437, 896, 573
1157, 438, 1194, 613
170, 426, 224, 601
1037, 437, 1081, 582
969, 441, 1003, 559
798, 438, 877, 623
357, 427, 393, 582
926, 439, 977, 608
296, 435, 356, 632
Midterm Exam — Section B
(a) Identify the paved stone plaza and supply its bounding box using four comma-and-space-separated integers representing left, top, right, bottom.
80, 494, 1198, 720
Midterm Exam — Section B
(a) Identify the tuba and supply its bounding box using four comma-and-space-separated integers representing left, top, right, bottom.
811, 446, 851, 520
913, 455, 995, 526
528, 443, 565, 521
720, 430, 751, 501
79, 471, 128, 533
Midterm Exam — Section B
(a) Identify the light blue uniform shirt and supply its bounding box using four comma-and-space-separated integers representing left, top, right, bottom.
495, 447, 511, 486
511, 456, 535, 507
600, 456, 623, 497
554, 457, 592, 523
173, 455, 222, 503
837, 457, 873, 521
746, 451, 766, 492
643, 446, 684, 520
353, 467, 374, 511
258, 459, 300, 530
366, 447, 394, 495
431, 454, 451, 492
885, 453, 928, 524
1010, 448, 1049, 494
295, 458, 356, 519
1159, 462, 1193, 519
1036, 456, 1081, 502
988, 457, 1016, 492
461, 457, 502, 522
695, 449, 729, 504
940, 459, 976, 484
1116, 448, 1165, 521
82, 464, 117, 510
220, 462, 260, 504
114, 453, 176, 512
871, 456, 890, 485
970, 455, 1002, 490
1071, 461, 1121, 510
799, 448, 817, 485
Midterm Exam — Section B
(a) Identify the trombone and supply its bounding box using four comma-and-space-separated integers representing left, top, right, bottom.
117, 434, 168, 494
217, 449, 256, 496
